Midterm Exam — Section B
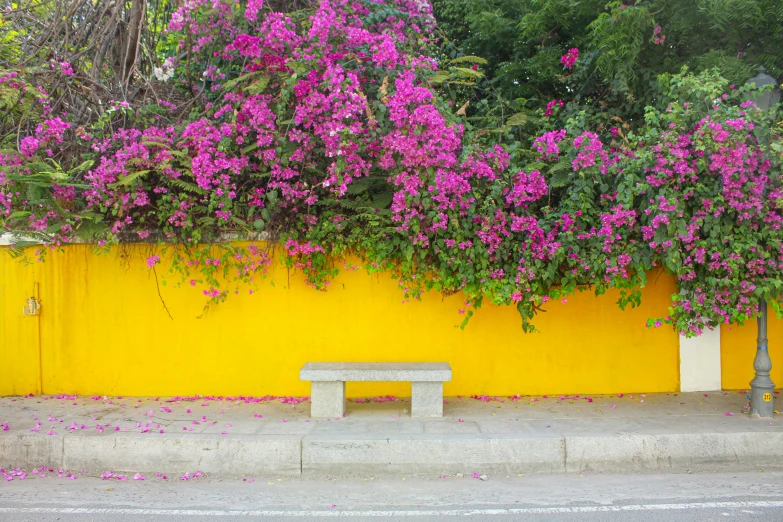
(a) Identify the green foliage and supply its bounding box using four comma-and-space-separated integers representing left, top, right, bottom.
588, 2, 650, 91
432, 0, 783, 128
2, 1, 783, 333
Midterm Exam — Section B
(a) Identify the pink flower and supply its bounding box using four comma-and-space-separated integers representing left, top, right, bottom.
146, 255, 160, 268
533, 130, 567, 158
133, 473, 145, 480
544, 99, 564, 117
560, 48, 579, 69
20, 137, 39, 158
653, 26, 666, 45
244, 0, 264, 22
58, 61, 74, 76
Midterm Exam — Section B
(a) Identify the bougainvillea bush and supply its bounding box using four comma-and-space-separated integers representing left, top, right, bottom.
1, 0, 782, 335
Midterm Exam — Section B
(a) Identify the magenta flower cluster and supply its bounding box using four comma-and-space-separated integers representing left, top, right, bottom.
560, 48, 579, 69
1, 2, 781, 334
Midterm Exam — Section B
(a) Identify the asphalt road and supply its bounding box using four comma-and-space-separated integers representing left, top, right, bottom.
1, 469, 782, 521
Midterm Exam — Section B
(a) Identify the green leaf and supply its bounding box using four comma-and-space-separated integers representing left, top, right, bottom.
68, 160, 94, 175
242, 143, 259, 155
429, 71, 452, 84
165, 177, 207, 195
448, 55, 488, 65
347, 177, 373, 195
452, 67, 484, 79
222, 71, 264, 91
548, 160, 572, 187
109, 170, 150, 188
506, 112, 536, 126
246, 76, 271, 95
372, 192, 393, 209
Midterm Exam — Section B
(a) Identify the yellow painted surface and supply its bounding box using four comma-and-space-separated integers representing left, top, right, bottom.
0, 256, 42, 395
721, 304, 783, 390
1, 244, 682, 397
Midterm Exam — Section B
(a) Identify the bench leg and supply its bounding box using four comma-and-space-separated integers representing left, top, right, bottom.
310, 381, 345, 418
411, 382, 443, 417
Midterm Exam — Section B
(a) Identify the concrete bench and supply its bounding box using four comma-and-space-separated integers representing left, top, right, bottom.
300, 362, 452, 418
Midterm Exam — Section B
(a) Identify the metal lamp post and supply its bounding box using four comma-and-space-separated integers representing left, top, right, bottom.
750, 299, 775, 417
747, 68, 780, 418
747, 68, 782, 110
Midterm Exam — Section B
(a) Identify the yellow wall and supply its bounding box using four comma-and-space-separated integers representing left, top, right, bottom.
1, 244, 682, 397
721, 303, 783, 390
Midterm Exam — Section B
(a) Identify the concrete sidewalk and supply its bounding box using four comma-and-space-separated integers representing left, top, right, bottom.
0, 391, 781, 477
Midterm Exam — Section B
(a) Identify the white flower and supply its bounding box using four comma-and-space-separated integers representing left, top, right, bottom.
153, 59, 175, 82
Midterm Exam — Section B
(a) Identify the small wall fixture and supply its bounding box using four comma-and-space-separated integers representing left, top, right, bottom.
23, 296, 41, 316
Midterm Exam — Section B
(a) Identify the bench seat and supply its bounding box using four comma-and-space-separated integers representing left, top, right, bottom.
300, 362, 452, 418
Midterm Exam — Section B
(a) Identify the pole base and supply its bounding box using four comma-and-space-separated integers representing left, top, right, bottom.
749, 384, 775, 418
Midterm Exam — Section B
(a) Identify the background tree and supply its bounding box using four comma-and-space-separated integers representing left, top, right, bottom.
432, 0, 783, 127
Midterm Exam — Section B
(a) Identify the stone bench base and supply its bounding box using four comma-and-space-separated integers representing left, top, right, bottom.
309, 381, 444, 418
310, 381, 346, 418
411, 382, 444, 417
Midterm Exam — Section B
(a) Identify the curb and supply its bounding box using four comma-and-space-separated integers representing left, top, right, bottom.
3, 430, 783, 476
0, 433, 301, 475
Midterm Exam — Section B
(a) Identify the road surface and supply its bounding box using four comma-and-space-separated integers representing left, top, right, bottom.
1, 469, 782, 521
